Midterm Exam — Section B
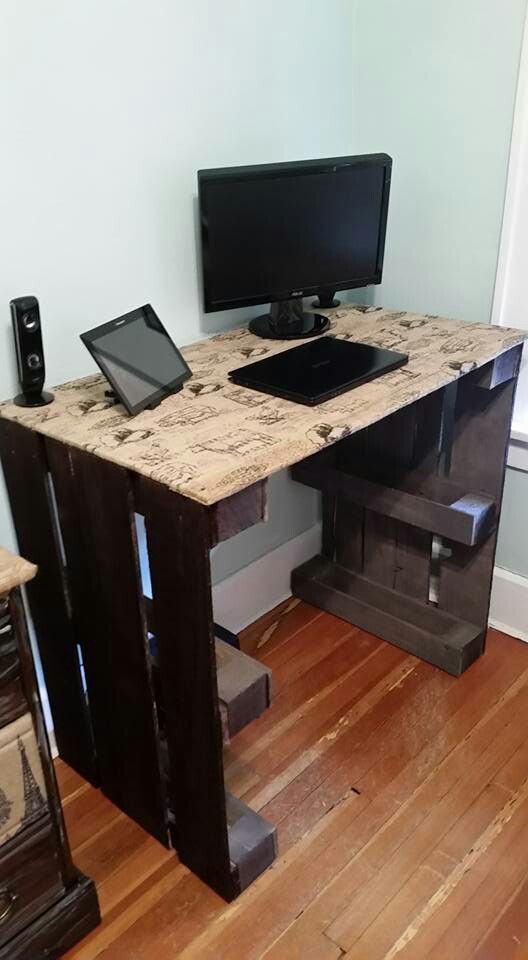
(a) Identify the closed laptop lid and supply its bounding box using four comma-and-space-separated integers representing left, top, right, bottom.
229, 336, 408, 405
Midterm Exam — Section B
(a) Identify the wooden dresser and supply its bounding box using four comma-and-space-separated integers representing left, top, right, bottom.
0, 547, 99, 959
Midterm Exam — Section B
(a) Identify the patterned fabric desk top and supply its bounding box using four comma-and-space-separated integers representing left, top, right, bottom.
1, 305, 525, 507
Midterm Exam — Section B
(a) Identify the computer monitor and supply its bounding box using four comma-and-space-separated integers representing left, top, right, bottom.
198, 153, 392, 339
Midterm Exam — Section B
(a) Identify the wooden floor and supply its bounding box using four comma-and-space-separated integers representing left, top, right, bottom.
58, 599, 528, 959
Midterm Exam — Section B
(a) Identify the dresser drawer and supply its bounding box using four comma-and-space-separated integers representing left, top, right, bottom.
0, 819, 64, 947
0, 600, 25, 730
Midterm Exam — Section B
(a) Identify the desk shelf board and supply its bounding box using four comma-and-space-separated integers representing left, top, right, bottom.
148, 625, 273, 744
293, 357, 520, 675
292, 458, 495, 547
292, 555, 483, 676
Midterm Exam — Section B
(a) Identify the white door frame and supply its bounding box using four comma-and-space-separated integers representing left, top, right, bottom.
491, 5, 528, 452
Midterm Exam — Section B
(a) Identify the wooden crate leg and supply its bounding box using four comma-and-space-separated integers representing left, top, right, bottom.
46, 440, 168, 844
438, 355, 520, 641
141, 477, 276, 900
0, 420, 96, 783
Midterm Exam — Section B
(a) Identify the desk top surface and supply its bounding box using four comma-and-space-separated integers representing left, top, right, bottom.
1, 304, 525, 506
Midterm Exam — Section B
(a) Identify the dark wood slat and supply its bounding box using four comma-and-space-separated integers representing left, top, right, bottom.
0, 420, 95, 782
321, 495, 337, 561
292, 555, 482, 676
226, 793, 277, 893
474, 345, 523, 391
140, 477, 239, 900
363, 512, 398, 588
292, 458, 495, 546
333, 431, 366, 573
391, 520, 431, 602
215, 639, 272, 740
148, 619, 272, 743
209, 481, 267, 546
46, 440, 168, 845
439, 365, 518, 632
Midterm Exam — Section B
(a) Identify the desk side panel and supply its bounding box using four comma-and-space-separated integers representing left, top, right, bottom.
0, 420, 96, 782
46, 440, 168, 845
141, 477, 237, 900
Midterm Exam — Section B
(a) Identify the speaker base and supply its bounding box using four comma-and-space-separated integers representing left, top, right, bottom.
14, 391, 54, 408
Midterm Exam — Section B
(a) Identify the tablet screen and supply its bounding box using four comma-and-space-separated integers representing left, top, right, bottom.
81, 305, 191, 415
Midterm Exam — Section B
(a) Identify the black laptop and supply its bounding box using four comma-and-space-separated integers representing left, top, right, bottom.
228, 336, 408, 406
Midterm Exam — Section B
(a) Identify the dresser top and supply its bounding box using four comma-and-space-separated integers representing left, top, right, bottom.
0, 547, 37, 595
0, 305, 525, 506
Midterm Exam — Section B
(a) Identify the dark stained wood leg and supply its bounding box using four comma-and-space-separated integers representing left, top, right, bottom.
45, 440, 168, 845
0, 420, 96, 782
140, 477, 236, 899
438, 358, 520, 642
292, 351, 520, 676
141, 477, 276, 901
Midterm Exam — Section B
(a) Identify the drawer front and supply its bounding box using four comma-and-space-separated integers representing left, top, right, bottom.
0, 714, 48, 849
0, 599, 25, 730
0, 819, 64, 947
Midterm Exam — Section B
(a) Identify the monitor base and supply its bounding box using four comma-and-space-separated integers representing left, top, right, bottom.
249, 298, 329, 340
312, 291, 341, 309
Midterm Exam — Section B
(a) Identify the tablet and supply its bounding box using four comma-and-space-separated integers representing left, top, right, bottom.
80, 305, 192, 415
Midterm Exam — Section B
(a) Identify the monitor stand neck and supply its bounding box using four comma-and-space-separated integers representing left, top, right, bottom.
249, 297, 329, 340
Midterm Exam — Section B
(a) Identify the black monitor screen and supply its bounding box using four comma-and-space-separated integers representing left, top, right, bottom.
199, 154, 391, 312
81, 305, 191, 415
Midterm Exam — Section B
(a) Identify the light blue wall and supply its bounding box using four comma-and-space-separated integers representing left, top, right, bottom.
351, 0, 528, 578
0, 0, 352, 565
1, 0, 527, 584
352, 0, 526, 323
497, 467, 528, 577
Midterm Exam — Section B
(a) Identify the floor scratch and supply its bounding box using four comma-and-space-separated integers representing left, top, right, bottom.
383, 774, 528, 960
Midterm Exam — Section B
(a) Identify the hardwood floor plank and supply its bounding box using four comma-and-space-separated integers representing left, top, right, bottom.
59, 605, 528, 960
325, 678, 528, 950
63, 858, 188, 960
472, 873, 528, 960
333, 782, 513, 959
252, 637, 528, 960
246, 649, 412, 814
239, 599, 322, 659
389, 782, 528, 960
243, 643, 408, 799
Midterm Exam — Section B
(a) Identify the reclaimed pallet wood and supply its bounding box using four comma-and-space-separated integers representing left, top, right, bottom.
292, 458, 495, 546
292, 555, 482, 676
140, 475, 276, 900
45, 439, 168, 845
0, 420, 96, 783
438, 356, 520, 637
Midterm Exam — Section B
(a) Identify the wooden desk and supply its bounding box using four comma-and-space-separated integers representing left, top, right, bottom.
0, 304, 525, 900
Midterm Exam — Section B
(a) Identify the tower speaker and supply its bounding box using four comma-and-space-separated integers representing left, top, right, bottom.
10, 296, 53, 407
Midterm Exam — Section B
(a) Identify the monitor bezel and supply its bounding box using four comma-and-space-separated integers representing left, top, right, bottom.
198, 153, 392, 314
80, 304, 192, 416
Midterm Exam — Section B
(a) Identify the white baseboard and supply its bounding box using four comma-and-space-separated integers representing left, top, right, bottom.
212, 524, 322, 633
489, 565, 528, 643
213, 528, 528, 645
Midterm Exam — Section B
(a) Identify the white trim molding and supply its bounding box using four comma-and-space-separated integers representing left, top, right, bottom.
213, 524, 528, 645
489, 566, 528, 643
212, 524, 322, 633
492, 5, 528, 443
